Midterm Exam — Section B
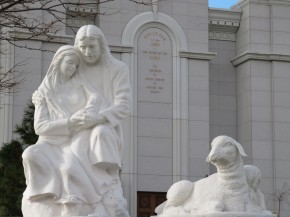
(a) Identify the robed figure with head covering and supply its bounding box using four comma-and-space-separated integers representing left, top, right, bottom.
22, 25, 131, 217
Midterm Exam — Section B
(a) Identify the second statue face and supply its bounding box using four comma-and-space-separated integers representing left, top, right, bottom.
59, 54, 79, 80
78, 38, 101, 64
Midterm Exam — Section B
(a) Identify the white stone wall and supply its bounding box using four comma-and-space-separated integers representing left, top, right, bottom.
235, 1, 271, 54
272, 5, 290, 55
235, 0, 290, 56
272, 61, 290, 216
209, 40, 237, 142
236, 60, 274, 205
188, 59, 210, 181
136, 27, 174, 192
99, 0, 209, 51
233, 1, 290, 215
209, 40, 237, 174
236, 58, 290, 216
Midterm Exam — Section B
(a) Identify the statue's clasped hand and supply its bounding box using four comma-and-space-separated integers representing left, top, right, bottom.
68, 109, 106, 132
32, 91, 45, 105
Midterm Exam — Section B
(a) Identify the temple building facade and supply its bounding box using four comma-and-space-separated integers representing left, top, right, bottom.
1, 0, 290, 216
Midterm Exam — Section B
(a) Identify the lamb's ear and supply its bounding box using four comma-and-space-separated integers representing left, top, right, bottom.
234, 141, 248, 157
206, 155, 210, 163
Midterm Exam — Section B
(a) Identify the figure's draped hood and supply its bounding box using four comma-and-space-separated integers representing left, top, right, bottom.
38, 45, 84, 120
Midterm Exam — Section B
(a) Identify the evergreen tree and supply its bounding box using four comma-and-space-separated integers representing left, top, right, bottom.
0, 102, 38, 216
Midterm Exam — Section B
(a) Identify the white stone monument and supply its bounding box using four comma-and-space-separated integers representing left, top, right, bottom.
21, 25, 131, 217
154, 136, 276, 217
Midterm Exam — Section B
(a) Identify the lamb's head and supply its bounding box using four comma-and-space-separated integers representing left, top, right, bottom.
206, 136, 247, 167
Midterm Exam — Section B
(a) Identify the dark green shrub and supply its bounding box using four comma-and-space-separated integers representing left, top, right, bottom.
0, 102, 37, 216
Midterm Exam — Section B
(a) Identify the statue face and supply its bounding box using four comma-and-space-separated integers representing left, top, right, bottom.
59, 54, 79, 79
78, 38, 101, 64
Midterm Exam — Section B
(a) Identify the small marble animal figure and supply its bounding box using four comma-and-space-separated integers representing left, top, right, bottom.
155, 135, 272, 215
244, 165, 272, 214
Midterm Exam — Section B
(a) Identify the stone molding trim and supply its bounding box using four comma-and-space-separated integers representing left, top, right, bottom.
9, 31, 74, 44
179, 51, 217, 60
233, 0, 290, 9
109, 47, 217, 59
64, 0, 98, 13
122, 11, 188, 50
7, 32, 133, 53
109, 45, 134, 53
66, 6, 98, 14
232, 52, 290, 66
209, 31, 237, 41
155, 214, 276, 217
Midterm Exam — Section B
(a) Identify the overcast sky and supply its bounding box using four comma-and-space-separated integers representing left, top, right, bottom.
208, 0, 240, 8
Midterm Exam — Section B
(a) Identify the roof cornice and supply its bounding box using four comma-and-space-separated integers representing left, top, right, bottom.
208, 8, 242, 33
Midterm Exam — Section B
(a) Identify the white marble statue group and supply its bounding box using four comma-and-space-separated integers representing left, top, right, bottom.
21, 24, 274, 217
21, 25, 131, 217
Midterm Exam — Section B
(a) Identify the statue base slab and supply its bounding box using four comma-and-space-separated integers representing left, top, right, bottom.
153, 213, 276, 217
22, 197, 95, 217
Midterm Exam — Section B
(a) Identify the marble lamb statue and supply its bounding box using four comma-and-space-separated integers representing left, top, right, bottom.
155, 135, 276, 217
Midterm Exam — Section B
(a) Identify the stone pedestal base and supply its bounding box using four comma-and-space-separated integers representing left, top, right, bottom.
153, 213, 277, 217
22, 197, 94, 217
22, 195, 130, 217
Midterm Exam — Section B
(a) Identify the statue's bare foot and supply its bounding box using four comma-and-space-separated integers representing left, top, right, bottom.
88, 202, 109, 217
61, 202, 81, 217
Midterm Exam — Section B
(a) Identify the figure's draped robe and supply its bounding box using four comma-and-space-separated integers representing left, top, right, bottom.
22, 60, 131, 205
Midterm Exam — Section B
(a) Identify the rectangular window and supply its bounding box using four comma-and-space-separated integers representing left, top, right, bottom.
65, 5, 98, 35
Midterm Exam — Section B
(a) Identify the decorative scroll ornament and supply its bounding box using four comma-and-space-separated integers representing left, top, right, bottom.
152, 0, 158, 19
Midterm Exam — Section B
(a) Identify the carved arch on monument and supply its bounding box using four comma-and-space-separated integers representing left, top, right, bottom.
121, 11, 189, 216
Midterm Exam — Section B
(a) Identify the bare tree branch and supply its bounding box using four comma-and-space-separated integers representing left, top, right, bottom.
0, 59, 28, 93
0, 0, 150, 93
